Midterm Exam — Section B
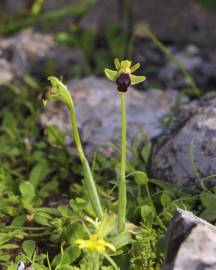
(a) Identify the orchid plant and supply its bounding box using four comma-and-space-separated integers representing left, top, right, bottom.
105, 59, 146, 232
42, 59, 145, 269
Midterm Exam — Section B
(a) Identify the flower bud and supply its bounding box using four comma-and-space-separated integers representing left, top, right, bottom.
41, 86, 58, 106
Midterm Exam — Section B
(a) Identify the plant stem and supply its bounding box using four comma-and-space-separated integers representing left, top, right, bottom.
118, 93, 127, 232
145, 183, 166, 230
69, 107, 103, 219
104, 254, 119, 270
144, 27, 200, 97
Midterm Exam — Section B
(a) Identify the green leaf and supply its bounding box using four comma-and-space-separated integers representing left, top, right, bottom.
197, 0, 216, 9
0, 253, 10, 261
160, 192, 172, 207
110, 231, 132, 249
200, 191, 216, 221
31, 0, 44, 15
11, 215, 26, 227
51, 246, 81, 267
134, 172, 149, 185
19, 182, 35, 203
23, 74, 39, 90
22, 240, 36, 259
200, 191, 216, 207
0, 244, 18, 249
141, 140, 152, 164
47, 125, 65, 147
2, 112, 17, 138
57, 266, 79, 270
58, 206, 74, 218
7, 263, 18, 270
63, 223, 85, 245
200, 207, 216, 222
130, 74, 146, 85
104, 69, 118, 81
33, 212, 52, 227
141, 205, 155, 225
29, 160, 49, 188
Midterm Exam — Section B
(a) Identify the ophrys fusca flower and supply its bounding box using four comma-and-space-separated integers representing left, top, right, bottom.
104, 58, 146, 92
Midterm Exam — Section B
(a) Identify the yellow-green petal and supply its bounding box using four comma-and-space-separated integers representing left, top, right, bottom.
103, 241, 116, 252
130, 63, 140, 73
130, 74, 146, 85
104, 69, 118, 81
114, 58, 120, 70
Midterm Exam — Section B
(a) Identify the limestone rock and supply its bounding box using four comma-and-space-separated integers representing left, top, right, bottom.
164, 208, 216, 270
151, 93, 216, 188
0, 59, 14, 84
0, 28, 84, 84
40, 76, 185, 156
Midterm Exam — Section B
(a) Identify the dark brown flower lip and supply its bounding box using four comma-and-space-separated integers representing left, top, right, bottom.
116, 73, 131, 92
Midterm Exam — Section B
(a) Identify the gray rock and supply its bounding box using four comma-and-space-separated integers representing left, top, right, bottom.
80, 0, 216, 49
134, 0, 216, 50
151, 93, 216, 188
158, 45, 203, 88
40, 76, 185, 156
0, 28, 84, 84
164, 208, 216, 270
0, 59, 14, 84
155, 44, 215, 90
0, 28, 54, 83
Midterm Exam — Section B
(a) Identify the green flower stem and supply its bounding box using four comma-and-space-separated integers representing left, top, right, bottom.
104, 254, 119, 270
69, 107, 85, 159
144, 27, 200, 96
68, 107, 103, 219
118, 92, 127, 232
94, 253, 100, 270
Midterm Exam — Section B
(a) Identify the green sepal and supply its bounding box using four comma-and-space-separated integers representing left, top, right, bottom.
130, 74, 146, 85
104, 69, 118, 81
42, 98, 48, 106
120, 60, 131, 72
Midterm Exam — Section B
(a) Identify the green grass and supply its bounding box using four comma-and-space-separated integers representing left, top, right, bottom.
196, 0, 216, 9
